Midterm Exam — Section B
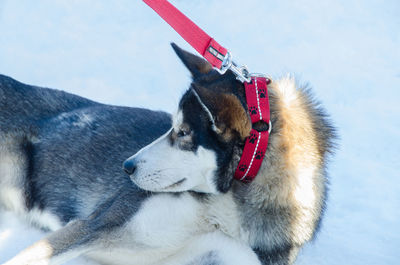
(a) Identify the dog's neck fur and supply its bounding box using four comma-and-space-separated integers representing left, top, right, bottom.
215, 77, 327, 253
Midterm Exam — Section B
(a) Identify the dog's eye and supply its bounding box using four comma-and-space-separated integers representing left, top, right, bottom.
177, 129, 191, 138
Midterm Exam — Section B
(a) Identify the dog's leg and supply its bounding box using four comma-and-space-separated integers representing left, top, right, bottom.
2, 219, 100, 265
3, 185, 147, 265
2, 192, 202, 265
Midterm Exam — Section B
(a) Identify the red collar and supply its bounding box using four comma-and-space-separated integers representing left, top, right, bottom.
234, 77, 271, 182
143, 0, 271, 182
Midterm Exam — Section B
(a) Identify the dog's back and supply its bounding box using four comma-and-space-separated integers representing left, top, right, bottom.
0, 74, 171, 227
0, 74, 96, 134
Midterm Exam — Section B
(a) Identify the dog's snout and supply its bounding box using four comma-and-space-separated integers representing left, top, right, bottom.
123, 159, 137, 175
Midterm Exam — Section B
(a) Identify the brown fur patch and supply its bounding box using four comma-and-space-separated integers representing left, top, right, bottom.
195, 87, 251, 141
272, 79, 324, 243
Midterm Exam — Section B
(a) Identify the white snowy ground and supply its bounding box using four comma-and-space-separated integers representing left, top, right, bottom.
0, 0, 399, 264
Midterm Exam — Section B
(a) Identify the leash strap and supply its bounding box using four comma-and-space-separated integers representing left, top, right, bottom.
143, 1, 271, 182
143, 0, 227, 69
234, 77, 271, 182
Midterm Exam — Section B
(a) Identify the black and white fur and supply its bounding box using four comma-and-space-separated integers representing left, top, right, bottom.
1, 43, 335, 265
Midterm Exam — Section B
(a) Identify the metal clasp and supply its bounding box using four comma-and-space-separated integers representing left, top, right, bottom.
215, 52, 251, 83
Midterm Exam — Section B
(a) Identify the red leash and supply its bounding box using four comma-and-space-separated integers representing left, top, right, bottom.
143, 0, 272, 182
143, 0, 250, 83
143, 0, 227, 70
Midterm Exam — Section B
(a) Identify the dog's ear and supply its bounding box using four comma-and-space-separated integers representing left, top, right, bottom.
171, 43, 214, 78
193, 87, 251, 141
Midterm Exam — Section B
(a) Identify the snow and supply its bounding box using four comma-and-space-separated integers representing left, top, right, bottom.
0, 0, 399, 264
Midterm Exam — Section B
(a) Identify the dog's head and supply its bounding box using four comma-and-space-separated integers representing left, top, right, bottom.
123, 44, 252, 194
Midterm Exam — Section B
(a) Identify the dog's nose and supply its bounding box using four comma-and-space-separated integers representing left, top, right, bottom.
123, 159, 137, 175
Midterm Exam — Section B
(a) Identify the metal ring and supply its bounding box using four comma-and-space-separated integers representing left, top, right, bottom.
249, 73, 273, 82
215, 52, 251, 83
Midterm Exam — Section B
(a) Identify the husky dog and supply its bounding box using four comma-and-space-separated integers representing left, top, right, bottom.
1, 44, 335, 265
